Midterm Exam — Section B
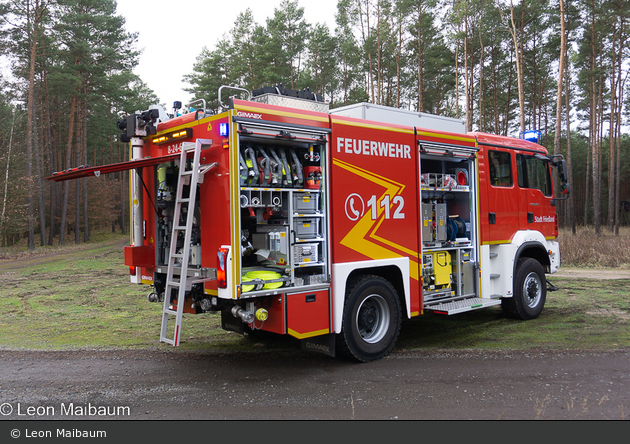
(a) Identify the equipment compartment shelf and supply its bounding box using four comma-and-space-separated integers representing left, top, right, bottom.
421, 186, 470, 192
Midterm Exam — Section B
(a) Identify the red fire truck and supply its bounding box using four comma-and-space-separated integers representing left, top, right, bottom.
49, 86, 569, 362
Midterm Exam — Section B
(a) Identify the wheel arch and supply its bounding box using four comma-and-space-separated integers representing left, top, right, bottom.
346, 266, 406, 312
331, 258, 411, 334
514, 241, 550, 275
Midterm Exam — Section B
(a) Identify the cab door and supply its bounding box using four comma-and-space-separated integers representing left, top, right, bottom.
480, 147, 521, 244
516, 153, 557, 238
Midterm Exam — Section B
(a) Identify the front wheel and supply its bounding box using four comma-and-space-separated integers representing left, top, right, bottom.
502, 258, 546, 320
338, 275, 402, 362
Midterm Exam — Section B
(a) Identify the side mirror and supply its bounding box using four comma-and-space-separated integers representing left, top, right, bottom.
550, 155, 570, 200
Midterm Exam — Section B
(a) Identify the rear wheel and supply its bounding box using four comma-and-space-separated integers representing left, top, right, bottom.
502, 258, 546, 320
338, 275, 402, 362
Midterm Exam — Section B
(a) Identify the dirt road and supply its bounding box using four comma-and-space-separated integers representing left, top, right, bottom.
0, 348, 628, 420
552, 268, 630, 279
0, 240, 628, 421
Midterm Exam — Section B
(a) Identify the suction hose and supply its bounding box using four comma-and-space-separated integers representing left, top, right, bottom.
244, 147, 259, 185
279, 148, 292, 187
257, 147, 271, 186
269, 147, 283, 186
290, 148, 304, 187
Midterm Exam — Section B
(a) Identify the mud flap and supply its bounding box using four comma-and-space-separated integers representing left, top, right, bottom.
301, 333, 336, 357
221, 310, 245, 335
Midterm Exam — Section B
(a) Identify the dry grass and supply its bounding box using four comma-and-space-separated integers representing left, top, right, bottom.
558, 226, 630, 268
0, 231, 128, 261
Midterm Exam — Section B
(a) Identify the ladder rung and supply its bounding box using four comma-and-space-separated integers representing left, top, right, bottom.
160, 141, 205, 349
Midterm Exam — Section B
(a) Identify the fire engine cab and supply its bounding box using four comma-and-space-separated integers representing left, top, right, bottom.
49, 86, 569, 362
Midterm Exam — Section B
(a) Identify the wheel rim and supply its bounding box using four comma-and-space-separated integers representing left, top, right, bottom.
356, 294, 390, 344
522, 272, 542, 308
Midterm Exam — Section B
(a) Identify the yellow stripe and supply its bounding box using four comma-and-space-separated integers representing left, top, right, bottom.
236, 103, 330, 124
332, 118, 415, 135
228, 110, 240, 297
154, 113, 223, 138
288, 328, 330, 339
482, 240, 511, 245
416, 130, 477, 144
474, 142, 483, 297
369, 216, 418, 257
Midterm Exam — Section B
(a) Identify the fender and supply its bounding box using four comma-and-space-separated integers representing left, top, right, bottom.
512, 230, 560, 275
481, 230, 559, 299
331, 257, 411, 334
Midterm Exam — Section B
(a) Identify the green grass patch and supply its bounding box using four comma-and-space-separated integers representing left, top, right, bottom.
0, 236, 628, 354
395, 278, 630, 353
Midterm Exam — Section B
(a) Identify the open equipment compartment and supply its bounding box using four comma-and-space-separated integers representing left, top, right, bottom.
419, 142, 480, 307
236, 120, 330, 297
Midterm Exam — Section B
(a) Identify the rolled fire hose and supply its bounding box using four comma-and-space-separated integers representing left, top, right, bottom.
257, 147, 271, 185
269, 148, 283, 186
290, 148, 303, 186
244, 147, 259, 185
279, 149, 292, 187
239, 151, 249, 185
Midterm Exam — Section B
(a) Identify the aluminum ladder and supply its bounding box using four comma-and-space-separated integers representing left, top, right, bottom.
160, 139, 217, 346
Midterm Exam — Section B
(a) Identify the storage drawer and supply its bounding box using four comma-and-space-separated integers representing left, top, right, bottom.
287, 290, 330, 339
294, 218, 320, 239
293, 192, 319, 213
294, 243, 318, 264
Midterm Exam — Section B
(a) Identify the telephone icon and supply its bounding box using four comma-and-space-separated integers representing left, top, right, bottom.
344, 193, 364, 221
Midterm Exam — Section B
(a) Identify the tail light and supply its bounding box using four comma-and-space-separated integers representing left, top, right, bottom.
217, 248, 229, 288
129, 266, 136, 276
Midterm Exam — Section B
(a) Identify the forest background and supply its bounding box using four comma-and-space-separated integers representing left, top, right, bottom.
0, 0, 628, 250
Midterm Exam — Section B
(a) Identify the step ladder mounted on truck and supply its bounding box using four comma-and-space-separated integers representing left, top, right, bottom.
47, 85, 569, 362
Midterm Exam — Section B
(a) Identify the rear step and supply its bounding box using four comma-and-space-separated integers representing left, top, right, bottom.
424, 297, 501, 315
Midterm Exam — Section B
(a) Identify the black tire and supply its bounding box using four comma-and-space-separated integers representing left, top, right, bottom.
502, 258, 546, 320
338, 275, 402, 362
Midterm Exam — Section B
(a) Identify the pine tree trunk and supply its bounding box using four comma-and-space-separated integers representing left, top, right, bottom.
43, 67, 56, 245
1, 113, 15, 237
82, 83, 89, 242
554, 0, 566, 159
607, 21, 618, 232
74, 100, 81, 245
60, 94, 76, 246
25, 20, 39, 251
553, 0, 566, 226
564, 57, 576, 235
33, 87, 46, 246
417, 4, 424, 111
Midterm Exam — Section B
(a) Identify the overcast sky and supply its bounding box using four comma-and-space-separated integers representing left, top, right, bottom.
115, 0, 339, 108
